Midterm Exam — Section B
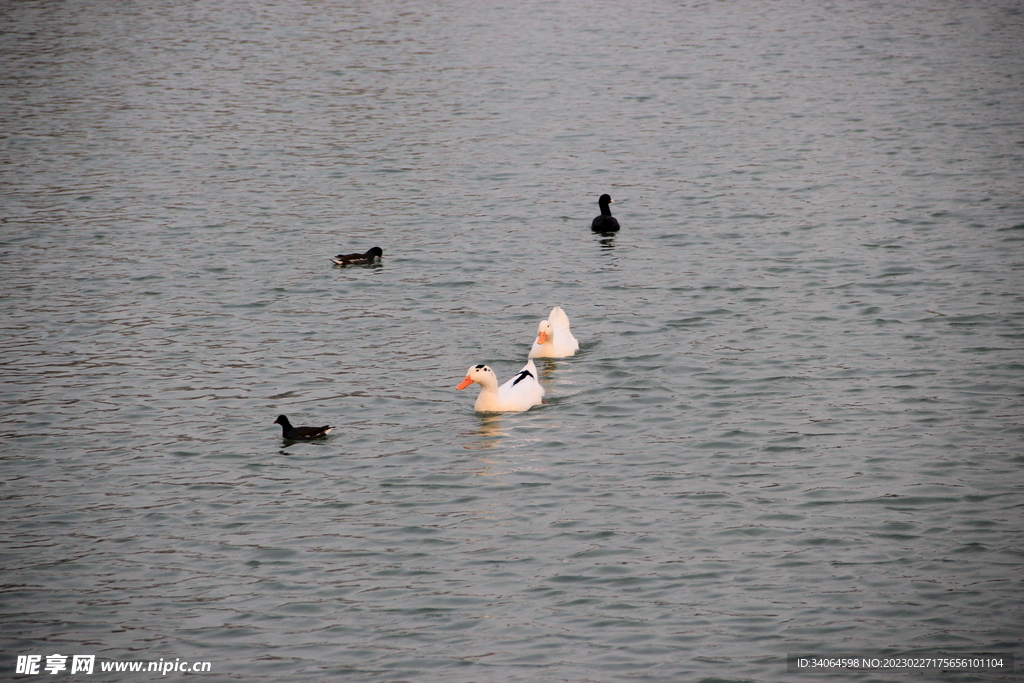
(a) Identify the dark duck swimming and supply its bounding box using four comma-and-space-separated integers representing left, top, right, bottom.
332, 246, 383, 266
590, 194, 620, 233
274, 415, 334, 440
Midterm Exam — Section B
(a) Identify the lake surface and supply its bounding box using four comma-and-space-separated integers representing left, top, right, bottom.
2, 1, 1022, 681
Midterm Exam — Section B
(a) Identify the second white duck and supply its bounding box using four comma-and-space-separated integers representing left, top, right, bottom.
528, 306, 580, 358
456, 358, 545, 412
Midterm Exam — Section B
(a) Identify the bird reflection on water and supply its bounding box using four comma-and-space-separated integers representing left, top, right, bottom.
463, 413, 506, 451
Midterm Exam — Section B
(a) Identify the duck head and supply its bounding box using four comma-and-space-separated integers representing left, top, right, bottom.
457, 364, 497, 390
535, 320, 552, 345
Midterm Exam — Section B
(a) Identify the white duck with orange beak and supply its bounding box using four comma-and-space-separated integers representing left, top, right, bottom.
528, 306, 580, 358
456, 358, 545, 412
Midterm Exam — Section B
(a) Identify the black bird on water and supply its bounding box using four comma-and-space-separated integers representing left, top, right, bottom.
590, 194, 620, 233
332, 246, 383, 266
274, 415, 333, 440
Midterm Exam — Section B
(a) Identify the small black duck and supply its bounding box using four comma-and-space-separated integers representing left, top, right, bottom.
274, 415, 334, 440
590, 194, 620, 232
332, 246, 383, 266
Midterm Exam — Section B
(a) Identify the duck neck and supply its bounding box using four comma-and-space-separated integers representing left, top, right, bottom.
474, 382, 502, 411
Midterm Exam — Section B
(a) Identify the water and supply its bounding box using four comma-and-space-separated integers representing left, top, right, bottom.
2, 1, 1022, 681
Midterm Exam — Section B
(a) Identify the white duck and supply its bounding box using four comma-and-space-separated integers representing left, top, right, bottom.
456, 358, 545, 412
528, 306, 580, 358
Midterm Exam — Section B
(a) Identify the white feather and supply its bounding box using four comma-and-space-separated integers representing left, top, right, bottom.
457, 358, 545, 412
528, 306, 580, 358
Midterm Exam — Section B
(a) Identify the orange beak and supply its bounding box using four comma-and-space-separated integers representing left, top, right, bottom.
456, 376, 474, 390
537, 331, 548, 344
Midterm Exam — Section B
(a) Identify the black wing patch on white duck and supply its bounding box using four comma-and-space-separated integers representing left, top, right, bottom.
511, 369, 534, 386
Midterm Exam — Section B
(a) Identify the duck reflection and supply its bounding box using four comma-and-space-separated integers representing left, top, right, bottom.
463, 413, 506, 450
594, 233, 616, 250
531, 357, 559, 382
